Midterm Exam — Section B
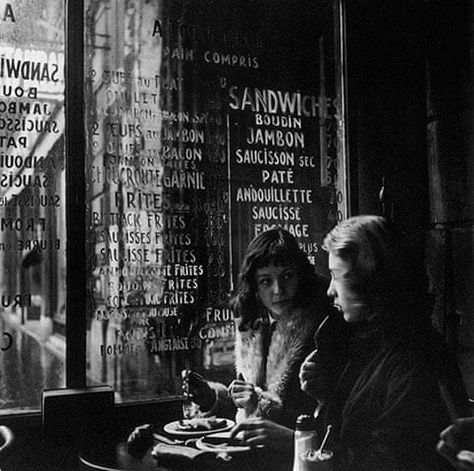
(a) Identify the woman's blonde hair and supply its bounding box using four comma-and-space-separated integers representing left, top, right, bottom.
323, 215, 429, 330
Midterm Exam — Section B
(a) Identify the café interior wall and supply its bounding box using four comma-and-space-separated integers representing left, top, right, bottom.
344, 0, 474, 399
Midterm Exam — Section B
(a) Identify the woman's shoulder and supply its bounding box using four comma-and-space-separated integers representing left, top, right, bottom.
381, 327, 452, 376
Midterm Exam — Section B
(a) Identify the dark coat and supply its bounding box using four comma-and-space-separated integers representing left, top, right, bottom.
325, 323, 470, 471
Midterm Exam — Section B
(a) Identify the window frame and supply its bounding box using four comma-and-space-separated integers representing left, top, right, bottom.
65, 0, 87, 388
0, 0, 349, 424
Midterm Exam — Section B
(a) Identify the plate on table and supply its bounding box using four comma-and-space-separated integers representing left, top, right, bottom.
163, 417, 235, 437
196, 431, 264, 453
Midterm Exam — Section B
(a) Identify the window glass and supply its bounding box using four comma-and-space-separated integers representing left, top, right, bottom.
0, 0, 66, 411
84, 0, 339, 402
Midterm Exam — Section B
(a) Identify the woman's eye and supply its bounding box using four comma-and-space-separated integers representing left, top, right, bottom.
258, 279, 271, 287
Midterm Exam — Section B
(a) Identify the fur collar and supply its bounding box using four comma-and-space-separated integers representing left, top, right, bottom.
235, 307, 321, 396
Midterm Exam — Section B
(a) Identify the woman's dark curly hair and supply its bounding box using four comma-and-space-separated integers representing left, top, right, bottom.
230, 227, 318, 330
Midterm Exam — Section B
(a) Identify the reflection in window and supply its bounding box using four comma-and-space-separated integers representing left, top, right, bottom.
0, 0, 66, 411
84, 0, 338, 403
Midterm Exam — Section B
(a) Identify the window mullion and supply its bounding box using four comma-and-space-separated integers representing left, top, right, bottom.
65, 0, 87, 387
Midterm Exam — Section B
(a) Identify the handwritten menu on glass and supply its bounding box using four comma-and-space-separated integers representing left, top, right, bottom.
85, 0, 337, 400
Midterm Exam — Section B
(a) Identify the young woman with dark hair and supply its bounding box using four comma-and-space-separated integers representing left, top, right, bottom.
230, 226, 321, 331
185, 227, 331, 450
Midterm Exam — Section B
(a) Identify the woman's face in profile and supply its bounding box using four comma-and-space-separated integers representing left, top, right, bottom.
327, 252, 368, 323
255, 263, 298, 319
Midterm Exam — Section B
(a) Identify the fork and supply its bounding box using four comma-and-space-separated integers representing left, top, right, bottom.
153, 433, 186, 445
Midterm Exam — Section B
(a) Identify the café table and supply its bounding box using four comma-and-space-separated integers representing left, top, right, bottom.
79, 440, 160, 471
78, 429, 291, 471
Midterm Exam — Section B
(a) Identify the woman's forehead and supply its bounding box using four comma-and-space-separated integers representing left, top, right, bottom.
255, 263, 295, 275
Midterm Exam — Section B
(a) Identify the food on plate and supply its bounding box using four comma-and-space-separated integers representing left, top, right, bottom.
177, 417, 227, 432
